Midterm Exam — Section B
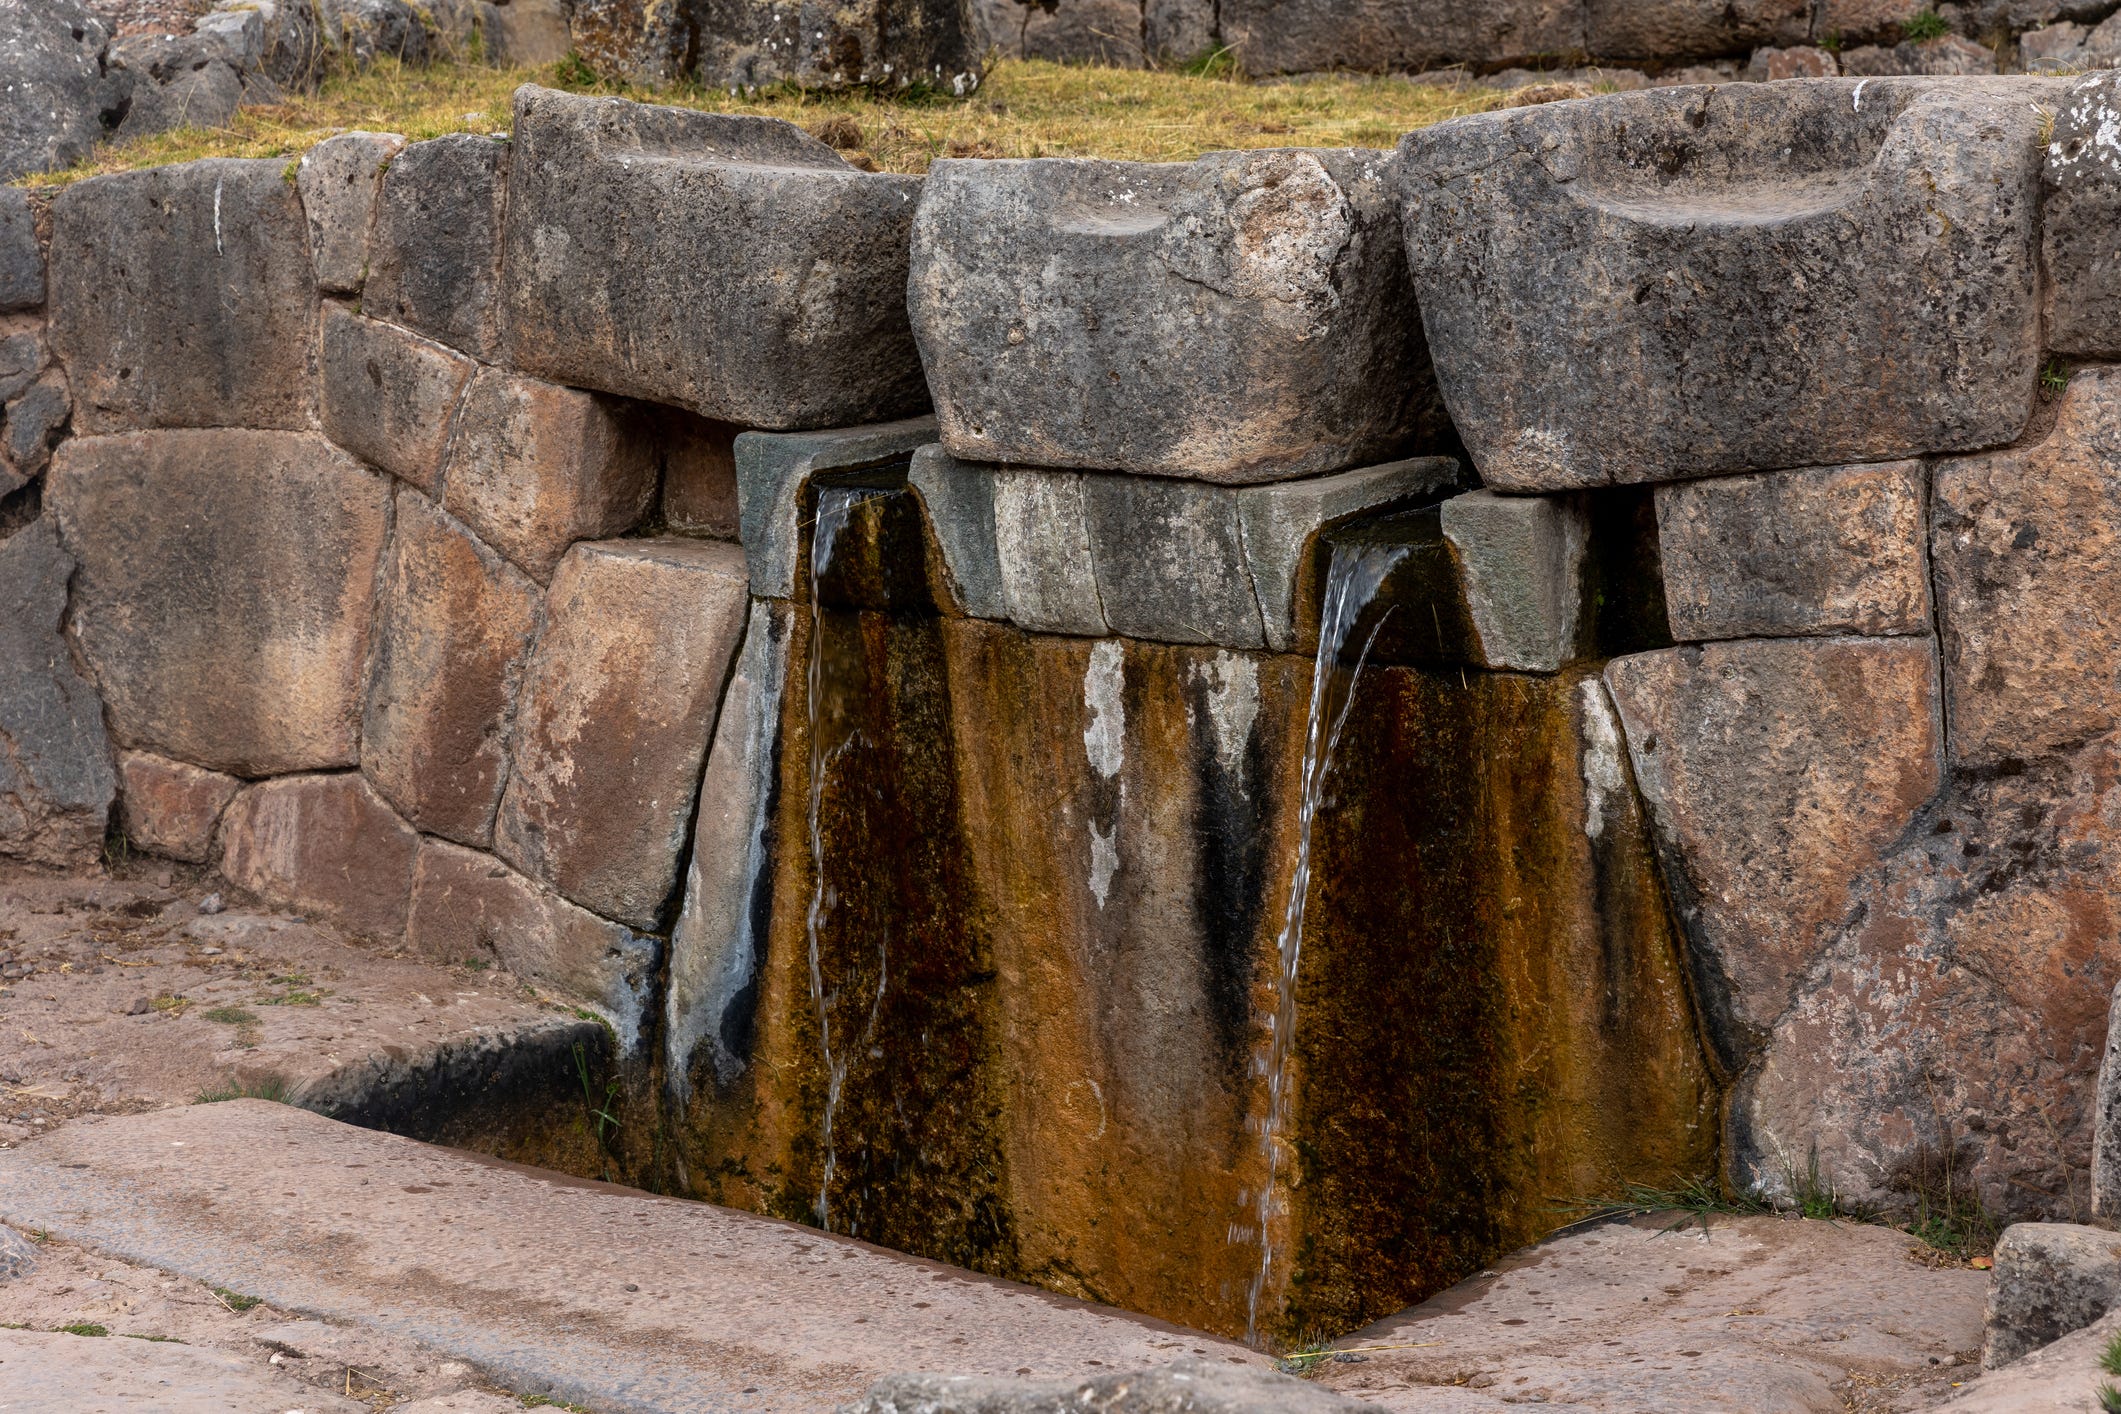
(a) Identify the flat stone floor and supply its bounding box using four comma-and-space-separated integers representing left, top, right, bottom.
0, 861, 577, 1145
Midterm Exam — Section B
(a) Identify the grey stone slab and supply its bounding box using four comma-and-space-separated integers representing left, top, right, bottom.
106, 33, 247, 143
0, 187, 43, 311
907, 442, 1006, 620
2045, 72, 2121, 360
735, 416, 939, 599
1397, 79, 2057, 490
297, 130, 405, 293
0, 517, 115, 868
911, 148, 1440, 483
0, 0, 123, 183
477, 0, 572, 65
1235, 454, 1463, 653
206, 0, 325, 90
1656, 460, 1930, 641
0, 325, 45, 407
0, 1328, 369, 1414
851, 1360, 1370, 1414
50, 158, 317, 433
666, 598, 791, 1099
2, 371, 69, 481
318, 304, 476, 495
688, 0, 984, 92
2098, 980, 2121, 1221
1219, 0, 1584, 75
994, 467, 1106, 637
501, 85, 930, 430
1440, 489, 1591, 673
1083, 473, 1264, 648
1984, 1223, 2121, 1368
365, 133, 509, 359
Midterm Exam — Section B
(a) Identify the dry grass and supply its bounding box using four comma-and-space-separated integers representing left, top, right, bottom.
19, 56, 1507, 187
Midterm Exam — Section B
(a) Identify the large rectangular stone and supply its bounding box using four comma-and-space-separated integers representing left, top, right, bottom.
501, 86, 930, 430
361, 491, 541, 849
317, 305, 475, 494
1082, 475, 1263, 648
2044, 73, 2121, 361
911, 149, 1439, 483
1397, 80, 2052, 490
0, 518, 115, 867
1219, 0, 1583, 74
906, 444, 1006, 620
294, 131, 404, 295
495, 538, 750, 930
0, 188, 43, 312
48, 431, 389, 777
994, 468, 1107, 638
1656, 460, 1930, 641
50, 159, 317, 433
115, 749, 240, 865
364, 134, 508, 359
219, 772, 420, 938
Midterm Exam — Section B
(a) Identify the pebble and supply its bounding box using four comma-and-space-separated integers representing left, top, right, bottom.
198, 893, 225, 916
198, 947, 222, 957
123, 996, 149, 1016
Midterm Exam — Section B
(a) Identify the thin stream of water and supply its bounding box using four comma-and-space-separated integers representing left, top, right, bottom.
804, 484, 891, 1232
1244, 536, 1408, 1345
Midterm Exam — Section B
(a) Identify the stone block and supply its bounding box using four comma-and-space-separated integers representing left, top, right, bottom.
1219, 0, 1583, 74
686, 0, 983, 91
1235, 455, 1465, 653
1984, 1224, 2121, 1368
1605, 636, 1941, 1068
993, 468, 1107, 638
219, 772, 420, 937
911, 148, 1438, 483
0, 518, 114, 867
650, 409, 741, 539
106, 33, 248, 144
0, 0, 123, 183
50, 159, 317, 433
495, 538, 750, 930
501, 86, 929, 430
1656, 460, 1930, 641
2044, 74, 2121, 361
735, 417, 939, 599
1585, 0, 1809, 60
321, 0, 432, 64
975, 0, 1148, 65
48, 430, 390, 777
407, 839, 660, 1052
477, 0, 572, 65
0, 324, 45, 407
1933, 368, 2121, 770
2, 372, 69, 481
1081, 475, 1263, 647
1435, 490, 1593, 673
850, 1361, 1369, 1414
2098, 980, 2121, 1219
296, 131, 405, 294
906, 443, 1006, 620
115, 750, 241, 864
1893, 34, 1997, 74
364, 134, 508, 359
666, 600, 792, 1096
1744, 44, 1840, 79
0, 188, 43, 311
362, 492, 541, 849
1397, 81, 2050, 490
1810, 0, 1921, 45
318, 306, 474, 495
440, 368, 659, 583
207, 0, 324, 89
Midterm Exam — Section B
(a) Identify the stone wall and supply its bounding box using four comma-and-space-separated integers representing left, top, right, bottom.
9, 69, 2121, 1346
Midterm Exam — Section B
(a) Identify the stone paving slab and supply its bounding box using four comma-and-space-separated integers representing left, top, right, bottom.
0, 1102, 1263, 1413
0, 1326, 371, 1413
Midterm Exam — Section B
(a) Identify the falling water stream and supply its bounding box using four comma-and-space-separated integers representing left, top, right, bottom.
805, 482, 893, 1231
1244, 535, 1410, 1345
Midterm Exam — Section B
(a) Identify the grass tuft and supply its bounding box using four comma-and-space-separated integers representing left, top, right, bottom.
2101, 1330, 2121, 1377
57, 1322, 109, 1337
1902, 9, 1952, 41
203, 1005, 259, 1025
211, 1286, 263, 1312
194, 1075, 292, 1105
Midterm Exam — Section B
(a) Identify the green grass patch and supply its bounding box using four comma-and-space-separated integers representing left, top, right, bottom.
211, 1286, 263, 1312
1901, 9, 1952, 41
203, 1005, 259, 1025
57, 1322, 108, 1337
194, 1075, 292, 1105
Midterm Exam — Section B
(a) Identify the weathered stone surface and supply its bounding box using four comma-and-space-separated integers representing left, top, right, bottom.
1438, 489, 1590, 673
850, 1360, 1367, 1414
1809, 0, 1922, 46
666, 600, 790, 1098
1933, 368, 2121, 769
365, 134, 508, 359
2044, 73, 2121, 360
2098, 980, 2121, 1218
1398, 81, 2050, 490
0, 323, 45, 407
115, 749, 240, 864
906, 443, 1006, 620
1984, 1223, 2121, 1368
0, 1328, 368, 1414
1744, 43, 1839, 79
912, 148, 1439, 483
1083, 474, 1263, 648
205, 0, 324, 89
502, 87, 929, 430
1604, 636, 1942, 1069
2020, 13, 2121, 72
477, 0, 572, 65
440, 368, 658, 583
49, 431, 390, 777
320, 0, 432, 64
0, 518, 114, 868
1894, 33, 1998, 73
2, 371, 69, 481
993, 468, 1107, 637
1655, 460, 1930, 640
407, 839, 660, 1052
106, 32, 250, 143
1585, 0, 1808, 60
692, 0, 984, 91
735, 417, 939, 599
296, 131, 405, 293
318, 305, 474, 494
220, 772, 420, 937
495, 538, 750, 930
50, 158, 317, 433
0, 187, 42, 312
0, 0, 122, 182
362, 492, 541, 849
1235, 455, 1467, 654
654, 410, 741, 539
976, 0, 1151, 66
1219, 0, 1581, 75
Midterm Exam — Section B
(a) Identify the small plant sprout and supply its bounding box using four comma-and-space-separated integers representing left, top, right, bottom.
2100, 1329, 2121, 1376
1903, 9, 1952, 41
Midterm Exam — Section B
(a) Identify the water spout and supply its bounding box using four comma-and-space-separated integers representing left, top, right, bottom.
1245, 535, 1409, 1345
